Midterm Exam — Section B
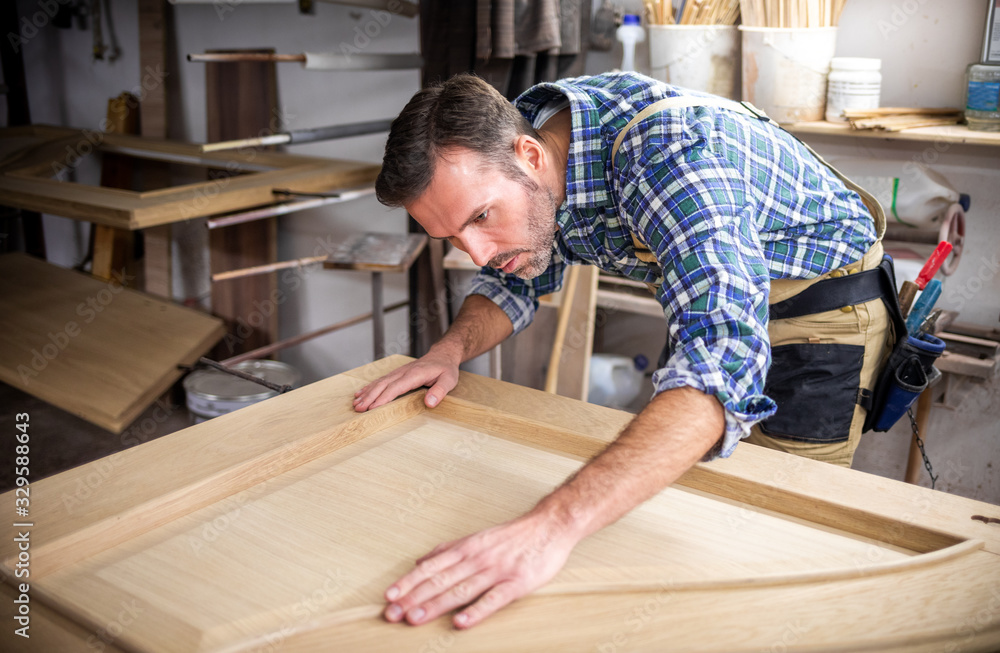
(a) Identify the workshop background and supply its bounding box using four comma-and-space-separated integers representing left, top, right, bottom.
1, 0, 998, 504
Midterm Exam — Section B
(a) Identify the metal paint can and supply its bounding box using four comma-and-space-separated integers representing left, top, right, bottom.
183, 360, 301, 423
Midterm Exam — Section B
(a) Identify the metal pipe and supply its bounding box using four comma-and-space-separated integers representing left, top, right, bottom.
205, 187, 375, 230
221, 300, 408, 366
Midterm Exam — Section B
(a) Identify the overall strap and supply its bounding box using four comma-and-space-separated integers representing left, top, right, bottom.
610, 96, 886, 243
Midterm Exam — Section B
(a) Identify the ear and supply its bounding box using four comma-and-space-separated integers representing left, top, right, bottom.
512, 134, 545, 174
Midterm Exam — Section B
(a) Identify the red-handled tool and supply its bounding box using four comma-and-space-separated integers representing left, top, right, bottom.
914, 241, 953, 290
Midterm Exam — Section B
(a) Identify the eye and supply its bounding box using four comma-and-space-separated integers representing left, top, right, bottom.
472, 210, 488, 224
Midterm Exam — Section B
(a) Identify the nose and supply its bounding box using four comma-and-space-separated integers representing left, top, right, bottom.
452, 233, 494, 267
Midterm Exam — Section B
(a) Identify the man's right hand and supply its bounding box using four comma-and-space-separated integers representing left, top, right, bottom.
353, 348, 461, 412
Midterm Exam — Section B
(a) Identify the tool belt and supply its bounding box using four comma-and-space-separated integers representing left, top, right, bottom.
611, 94, 944, 436
768, 253, 942, 433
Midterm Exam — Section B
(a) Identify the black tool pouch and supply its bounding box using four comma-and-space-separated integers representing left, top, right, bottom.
861, 257, 946, 433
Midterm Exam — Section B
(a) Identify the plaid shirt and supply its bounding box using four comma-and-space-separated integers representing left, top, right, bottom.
468, 72, 876, 459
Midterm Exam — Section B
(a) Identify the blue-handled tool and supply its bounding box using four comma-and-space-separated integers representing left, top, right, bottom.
905, 279, 943, 334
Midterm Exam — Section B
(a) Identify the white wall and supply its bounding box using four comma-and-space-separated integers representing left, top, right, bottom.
590, 0, 1000, 503
14, 0, 421, 382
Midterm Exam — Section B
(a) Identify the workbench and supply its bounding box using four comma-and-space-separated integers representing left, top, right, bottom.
3, 356, 999, 652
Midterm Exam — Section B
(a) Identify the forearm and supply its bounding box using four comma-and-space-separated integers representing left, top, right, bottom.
532, 386, 725, 542
429, 294, 513, 365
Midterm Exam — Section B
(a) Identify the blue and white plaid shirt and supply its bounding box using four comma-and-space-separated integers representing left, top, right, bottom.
468, 72, 876, 459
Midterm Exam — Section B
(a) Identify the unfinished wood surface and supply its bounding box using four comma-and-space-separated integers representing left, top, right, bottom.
322, 232, 428, 272
0, 126, 381, 229
138, 0, 173, 297
786, 120, 1000, 147
545, 264, 599, 400
207, 49, 281, 356
0, 253, 224, 432
2, 355, 999, 652
92, 93, 139, 283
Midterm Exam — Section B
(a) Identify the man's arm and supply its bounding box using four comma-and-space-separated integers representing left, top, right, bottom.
382, 385, 723, 628
353, 294, 514, 412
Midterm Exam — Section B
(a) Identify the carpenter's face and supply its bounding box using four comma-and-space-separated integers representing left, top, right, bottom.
407, 147, 559, 280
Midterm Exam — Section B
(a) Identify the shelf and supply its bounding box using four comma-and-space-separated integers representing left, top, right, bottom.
785, 121, 1000, 148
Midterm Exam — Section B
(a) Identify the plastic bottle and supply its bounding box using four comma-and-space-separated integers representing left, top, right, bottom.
828, 158, 970, 228
964, 63, 1000, 132
588, 354, 649, 409
616, 14, 645, 73
825, 57, 882, 123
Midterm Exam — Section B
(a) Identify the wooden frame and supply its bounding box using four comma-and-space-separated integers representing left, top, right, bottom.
0, 125, 380, 229
2, 355, 999, 652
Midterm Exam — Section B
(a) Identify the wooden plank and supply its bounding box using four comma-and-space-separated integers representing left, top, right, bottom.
206, 48, 281, 356
0, 253, 225, 432
545, 265, 599, 400
322, 233, 428, 272
138, 0, 172, 298
0, 126, 381, 229
93, 93, 140, 284
0, 356, 998, 651
786, 120, 1000, 147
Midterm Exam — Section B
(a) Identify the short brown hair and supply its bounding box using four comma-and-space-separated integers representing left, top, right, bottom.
375, 74, 538, 207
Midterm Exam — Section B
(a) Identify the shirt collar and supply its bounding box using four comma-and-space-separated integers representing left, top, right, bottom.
515, 80, 617, 220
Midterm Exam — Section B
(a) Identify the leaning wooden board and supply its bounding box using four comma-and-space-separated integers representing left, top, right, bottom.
0, 253, 225, 432
2, 355, 999, 651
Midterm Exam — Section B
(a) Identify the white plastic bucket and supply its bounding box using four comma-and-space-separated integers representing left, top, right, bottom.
648, 25, 739, 99
740, 26, 838, 123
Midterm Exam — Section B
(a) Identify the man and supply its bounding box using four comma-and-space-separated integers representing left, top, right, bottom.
352, 72, 892, 629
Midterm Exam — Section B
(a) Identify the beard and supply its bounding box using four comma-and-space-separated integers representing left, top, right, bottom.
487, 178, 559, 280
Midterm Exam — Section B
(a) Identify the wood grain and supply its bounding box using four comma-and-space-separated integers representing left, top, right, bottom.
1, 355, 998, 652
322, 232, 428, 272
0, 253, 224, 432
0, 126, 381, 229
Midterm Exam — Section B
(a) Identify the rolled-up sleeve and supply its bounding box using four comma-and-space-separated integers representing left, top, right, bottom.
466, 246, 567, 335
620, 147, 777, 460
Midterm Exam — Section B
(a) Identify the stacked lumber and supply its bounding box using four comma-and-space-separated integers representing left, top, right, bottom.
842, 107, 963, 132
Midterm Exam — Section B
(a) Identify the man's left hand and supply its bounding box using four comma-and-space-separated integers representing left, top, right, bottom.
383, 510, 579, 629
